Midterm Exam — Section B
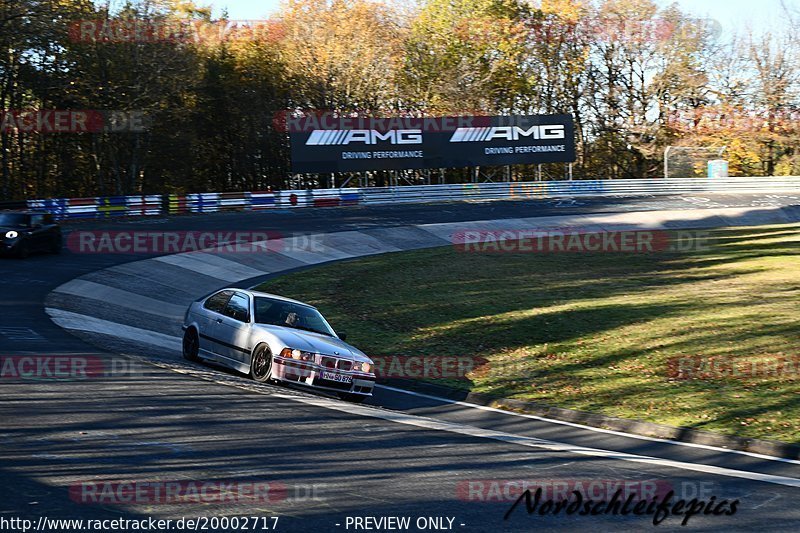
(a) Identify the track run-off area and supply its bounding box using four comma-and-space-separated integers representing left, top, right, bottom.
2, 193, 800, 531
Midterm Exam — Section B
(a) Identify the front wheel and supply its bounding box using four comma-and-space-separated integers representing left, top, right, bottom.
338, 392, 367, 403
182, 328, 199, 361
250, 344, 273, 383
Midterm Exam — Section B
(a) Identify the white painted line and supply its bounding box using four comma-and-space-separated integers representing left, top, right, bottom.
158, 360, 800, 489
43, 204, 800, 486
376, 385, 800, 466
43, 300, 800, 469
45, 308, 181, 352
42, 304, 800, 486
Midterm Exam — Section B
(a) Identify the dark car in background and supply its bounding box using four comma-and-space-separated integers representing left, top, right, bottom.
0, 212, 61, 258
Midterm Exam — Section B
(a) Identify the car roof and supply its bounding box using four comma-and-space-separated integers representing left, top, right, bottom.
223, 288, 317, 309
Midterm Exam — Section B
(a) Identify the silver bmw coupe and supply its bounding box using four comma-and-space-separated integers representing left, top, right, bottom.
182, 288, 376, 402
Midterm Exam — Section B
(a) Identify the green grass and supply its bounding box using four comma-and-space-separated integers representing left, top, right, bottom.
256, 224, 800, 443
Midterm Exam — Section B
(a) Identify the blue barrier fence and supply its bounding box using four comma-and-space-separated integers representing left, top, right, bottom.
13, 177, 800, 220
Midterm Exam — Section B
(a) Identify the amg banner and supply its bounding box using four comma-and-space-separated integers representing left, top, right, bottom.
288, 114, 576, 173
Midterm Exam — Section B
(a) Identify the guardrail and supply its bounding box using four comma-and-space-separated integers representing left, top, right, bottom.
13, 176, 800, 220
26, 195, 161, 219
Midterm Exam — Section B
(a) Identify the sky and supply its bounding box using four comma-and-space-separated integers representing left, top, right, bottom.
205, 0, 792, 36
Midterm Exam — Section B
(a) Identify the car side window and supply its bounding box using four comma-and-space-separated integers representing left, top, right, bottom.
30, 215, 44, 227
223, 293, 251, 322
254, 298, 276, 324
204, 290, 233, 314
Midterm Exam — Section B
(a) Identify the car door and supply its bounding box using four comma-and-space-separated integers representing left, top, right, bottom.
212, 292, 253, 369
198, 290, 234, 358
42, 214, 60, 248
27, 214, 50, 251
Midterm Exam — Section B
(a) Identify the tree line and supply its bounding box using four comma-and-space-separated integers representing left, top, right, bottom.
1, 0, 798, 200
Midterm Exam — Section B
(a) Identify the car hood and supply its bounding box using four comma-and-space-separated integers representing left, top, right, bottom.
255, 324, 371, 362
0, 225, 26, 234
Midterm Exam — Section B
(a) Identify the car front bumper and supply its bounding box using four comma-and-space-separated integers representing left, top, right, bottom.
0, 239, 22, 255
272, 354, 376, 396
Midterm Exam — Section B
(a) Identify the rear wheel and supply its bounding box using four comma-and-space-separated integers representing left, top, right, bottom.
182, 328, 199, 361
250, 343, 273, 383
338, 392, 367, 403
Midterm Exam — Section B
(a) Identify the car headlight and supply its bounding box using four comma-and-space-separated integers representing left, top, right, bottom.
5, 230, 18, 240
280, 348, 314, 361
353, 361, 372, 373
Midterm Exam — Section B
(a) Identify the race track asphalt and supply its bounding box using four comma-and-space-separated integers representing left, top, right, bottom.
2, 193, 800, 532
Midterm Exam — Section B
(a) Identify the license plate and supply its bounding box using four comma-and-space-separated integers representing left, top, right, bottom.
320, 371, 352, 384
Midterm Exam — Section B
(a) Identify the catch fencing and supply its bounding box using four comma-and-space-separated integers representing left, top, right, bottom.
15, 177, 800, 220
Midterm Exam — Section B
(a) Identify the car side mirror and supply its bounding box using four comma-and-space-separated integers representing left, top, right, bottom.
338, 331, 348, 341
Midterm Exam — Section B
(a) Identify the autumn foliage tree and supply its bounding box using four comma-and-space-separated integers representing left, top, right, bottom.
0, 0, 797, 200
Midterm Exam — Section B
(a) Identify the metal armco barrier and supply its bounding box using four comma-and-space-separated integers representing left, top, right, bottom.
27, 195, 161, 219
19, 177, 800, 220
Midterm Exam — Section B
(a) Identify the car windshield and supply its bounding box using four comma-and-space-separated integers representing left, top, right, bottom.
0, 213, 30, 228
253, 296, 336, 337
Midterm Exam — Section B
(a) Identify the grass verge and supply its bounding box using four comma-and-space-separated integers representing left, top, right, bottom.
256, 224, 800, 443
